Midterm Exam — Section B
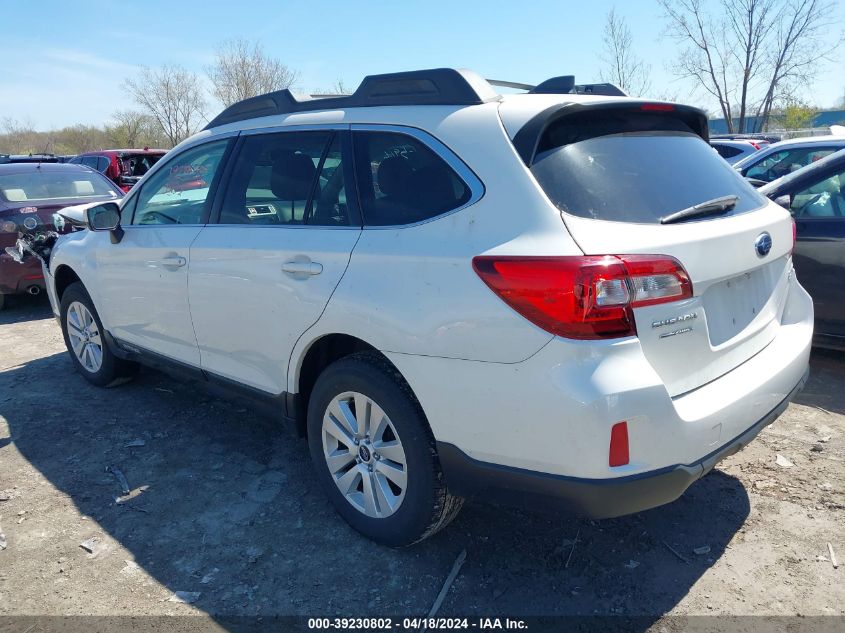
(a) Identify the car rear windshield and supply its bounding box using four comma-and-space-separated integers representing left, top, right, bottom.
529, 111, 766, 224
0, 170, 119, 203
119, 153, 164, 177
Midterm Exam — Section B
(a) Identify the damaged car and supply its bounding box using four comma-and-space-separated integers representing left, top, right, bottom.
0, 162, 122, 309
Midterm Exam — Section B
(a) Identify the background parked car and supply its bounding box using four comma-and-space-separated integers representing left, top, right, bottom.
711, 132, 779, 145
0, 153, 61, 164
710, 139, 759, 164
760, 148, 845, 350
0, 162, 122, 309
734, 136, 845, 186
69, 148, 167, 192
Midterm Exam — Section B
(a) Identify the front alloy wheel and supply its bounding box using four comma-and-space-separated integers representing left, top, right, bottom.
66, 300, 104, 373
322, 391, 408, 518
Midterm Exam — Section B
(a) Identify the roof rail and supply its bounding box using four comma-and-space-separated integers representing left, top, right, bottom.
205, 68, 499, 129
489, 75, 627, 97
205, 68, 628, 130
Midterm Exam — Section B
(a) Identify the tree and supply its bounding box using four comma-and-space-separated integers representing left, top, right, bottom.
124, 65, 207, 147
777, 98, 818, 129
659, 0, 840, 133
754, 0, 843, 126
598, 8, 652, 96
107, 110, 148, 147
0, 117, 40, 154
207, 39, 298, 107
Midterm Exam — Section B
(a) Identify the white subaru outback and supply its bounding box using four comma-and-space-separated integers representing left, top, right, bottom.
43, 69, 812, 546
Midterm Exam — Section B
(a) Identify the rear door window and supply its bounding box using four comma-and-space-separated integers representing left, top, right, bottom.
529, 111, 766, 224
353, 131, 470, 226
218, 131, 347, 226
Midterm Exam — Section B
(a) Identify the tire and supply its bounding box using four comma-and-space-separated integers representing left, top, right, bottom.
307, 352, 463, 546
59, 282, 138, 387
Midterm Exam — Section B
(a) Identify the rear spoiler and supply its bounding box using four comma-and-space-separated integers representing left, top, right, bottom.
511, 101, 710, 166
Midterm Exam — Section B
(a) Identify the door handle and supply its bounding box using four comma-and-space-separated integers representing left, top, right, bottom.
282, 259, 323, 277
160, 255, 187, 268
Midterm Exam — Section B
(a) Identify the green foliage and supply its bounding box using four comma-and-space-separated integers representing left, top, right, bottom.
779, 100, 819, 131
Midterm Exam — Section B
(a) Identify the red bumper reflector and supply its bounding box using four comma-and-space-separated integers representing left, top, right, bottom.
23, 274, 44, 280
609, 421, 630, 467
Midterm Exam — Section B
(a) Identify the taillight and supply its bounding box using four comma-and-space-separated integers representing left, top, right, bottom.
640, 103, 674, 112
472, 255, 693, 340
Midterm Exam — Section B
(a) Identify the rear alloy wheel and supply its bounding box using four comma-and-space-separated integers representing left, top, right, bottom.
321, 391, 409, 518
60, 282, 138, 387
307, 353, 463, 546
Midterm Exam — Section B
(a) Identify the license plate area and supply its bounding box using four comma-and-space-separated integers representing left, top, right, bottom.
703, 267, 774, 346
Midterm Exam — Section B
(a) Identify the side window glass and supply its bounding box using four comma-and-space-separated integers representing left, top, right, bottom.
120, 194, 138, 225
790, 168, 845, 218
97, 156, 110, 172
746, 151, 788, 180
219, 131, 329, 225
353, 131, 470, 226
132, 140, 228, 225
81, 156, 99, 170
306, 135, 349, 226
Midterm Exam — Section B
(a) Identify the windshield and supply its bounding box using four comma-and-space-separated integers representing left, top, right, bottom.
0, 170, 119, 203
531, 126, 766, 224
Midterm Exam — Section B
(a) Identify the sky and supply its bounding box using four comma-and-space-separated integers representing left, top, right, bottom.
1, 0, 843, 131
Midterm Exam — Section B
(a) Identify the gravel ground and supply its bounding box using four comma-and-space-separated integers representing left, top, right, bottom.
0, 294, 842, 630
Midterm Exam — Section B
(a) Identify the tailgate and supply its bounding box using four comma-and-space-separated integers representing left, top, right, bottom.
564, 209, 794, 396
512, 100, 795, 396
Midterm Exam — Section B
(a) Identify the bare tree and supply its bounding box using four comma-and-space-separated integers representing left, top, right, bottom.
107, 110, 148, 147
754, 0, 842, 127
124, 65, 207, 147
660, 0, 840, 133
598, 8, 652, 96
0, 117, 41, 154
207, 39, 299, 107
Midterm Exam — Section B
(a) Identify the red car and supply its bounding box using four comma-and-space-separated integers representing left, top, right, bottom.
0, 162, 123, 309
69, 148, 167, 192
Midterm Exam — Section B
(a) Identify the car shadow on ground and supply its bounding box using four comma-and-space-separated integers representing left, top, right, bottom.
0, 292, 52, 325
2, 336, 762, 632
794, 348, 845, 416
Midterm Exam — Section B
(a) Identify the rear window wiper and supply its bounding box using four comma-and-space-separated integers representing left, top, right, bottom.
660, 195, 739, 225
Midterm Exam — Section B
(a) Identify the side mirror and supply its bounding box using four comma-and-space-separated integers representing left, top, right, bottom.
774, 194, 791, 210
86, 202, 124, 243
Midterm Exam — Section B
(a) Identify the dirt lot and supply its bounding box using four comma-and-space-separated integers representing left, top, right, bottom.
0, 294, 842, 630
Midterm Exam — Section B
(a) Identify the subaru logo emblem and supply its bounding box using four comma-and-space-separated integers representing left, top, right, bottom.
358, 445, 371, 462
755, 232, 772, 257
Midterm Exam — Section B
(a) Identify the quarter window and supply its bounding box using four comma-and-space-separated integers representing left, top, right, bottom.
353, 131, 470, 226
132, 140, 229, 225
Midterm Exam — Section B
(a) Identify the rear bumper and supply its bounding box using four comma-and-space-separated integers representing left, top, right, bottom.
0, 253, 45, 295
438, 369, 807, 518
